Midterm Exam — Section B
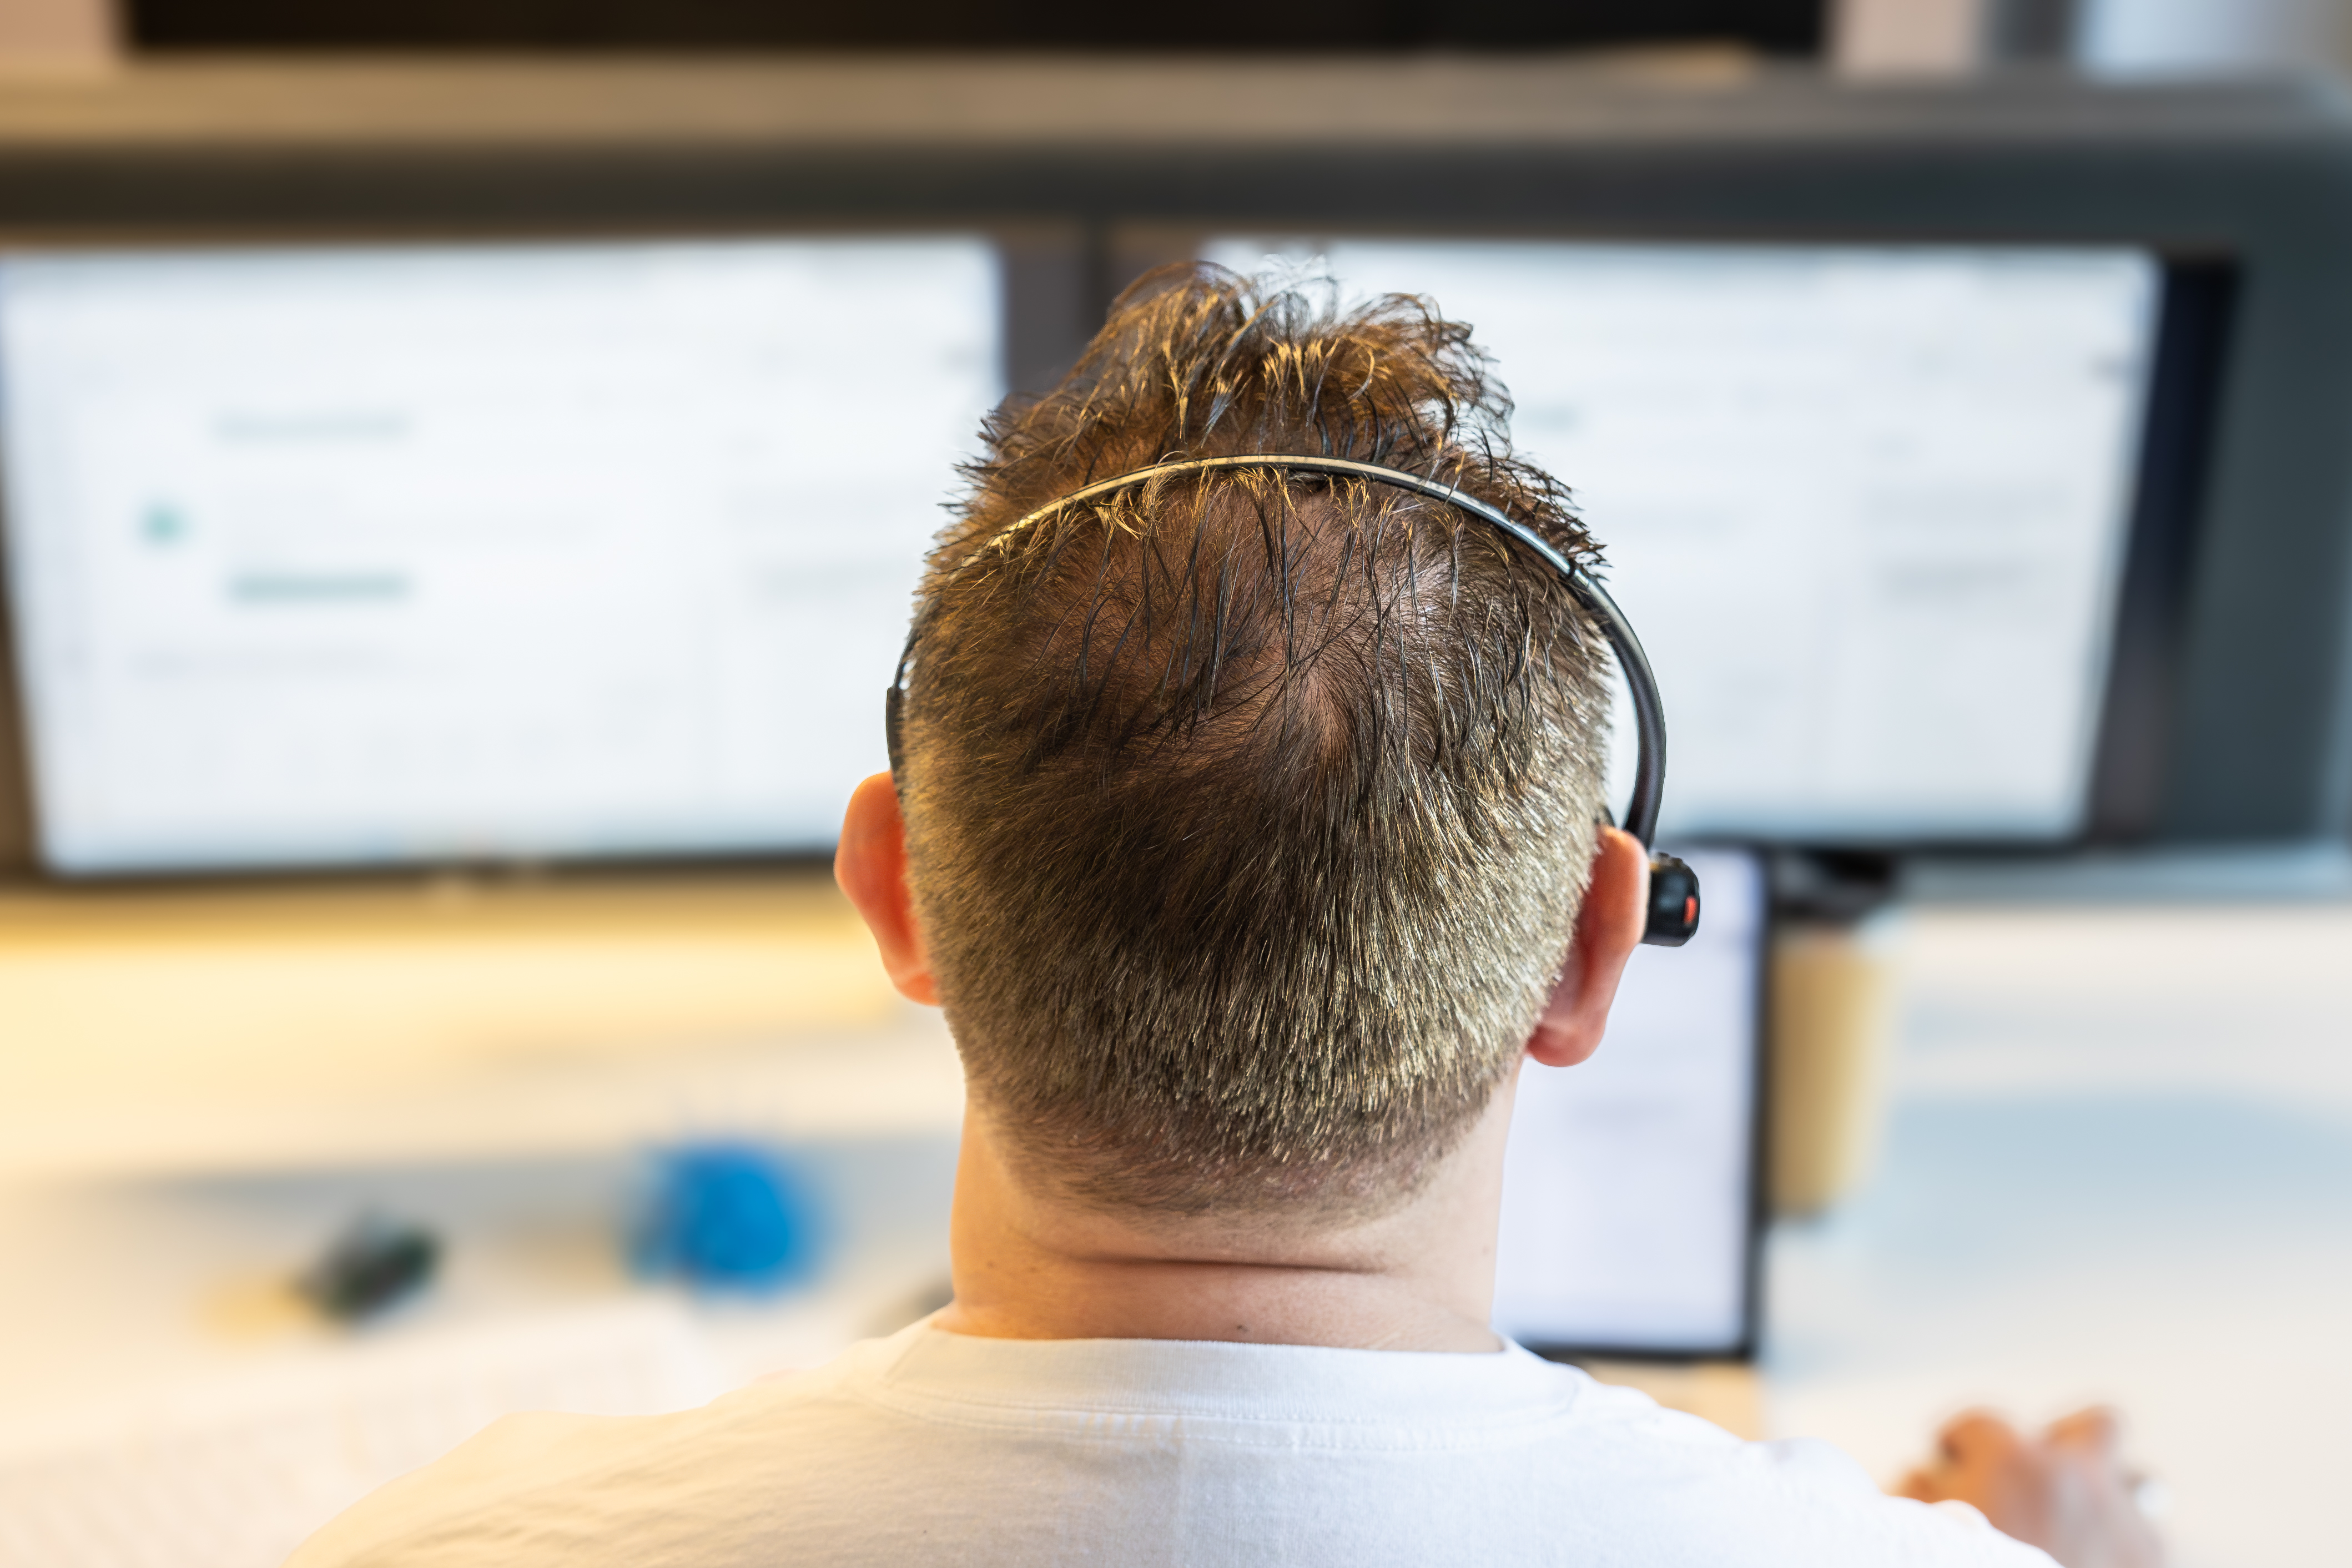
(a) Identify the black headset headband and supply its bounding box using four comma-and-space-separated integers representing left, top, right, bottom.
885, 453, 1699, 946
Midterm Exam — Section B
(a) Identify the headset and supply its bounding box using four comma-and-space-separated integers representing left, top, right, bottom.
885, 453, 1701, 947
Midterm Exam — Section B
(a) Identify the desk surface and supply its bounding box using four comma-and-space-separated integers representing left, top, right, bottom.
0, 874, 964, 1179
2, 893, 2345, 1568
1767, 898, 2352, 1568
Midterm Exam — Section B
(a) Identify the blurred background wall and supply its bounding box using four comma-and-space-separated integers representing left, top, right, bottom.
0, 0, 2343, 75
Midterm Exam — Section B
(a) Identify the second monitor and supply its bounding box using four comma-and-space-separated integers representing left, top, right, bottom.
1201, 238, 2195, 848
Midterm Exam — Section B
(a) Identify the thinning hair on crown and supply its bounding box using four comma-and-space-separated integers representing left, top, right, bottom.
897, 262, 1615, 1217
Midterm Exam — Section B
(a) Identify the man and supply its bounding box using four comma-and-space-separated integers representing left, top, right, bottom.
288, 266, 2162, 1567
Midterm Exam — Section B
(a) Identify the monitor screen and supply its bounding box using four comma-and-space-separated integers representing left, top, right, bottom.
1492, 844, 1764, 1358
0, 237, 1003, 875
1202, 239, 2162, 843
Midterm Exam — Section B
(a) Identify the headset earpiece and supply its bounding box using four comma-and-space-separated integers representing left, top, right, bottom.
1644, 854, 1701, 947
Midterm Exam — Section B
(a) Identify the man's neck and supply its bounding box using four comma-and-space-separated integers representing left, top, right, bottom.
931, 1080, 1518, 1353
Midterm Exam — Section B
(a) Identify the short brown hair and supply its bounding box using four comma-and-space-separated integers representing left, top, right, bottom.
898, 264, 1611, 1216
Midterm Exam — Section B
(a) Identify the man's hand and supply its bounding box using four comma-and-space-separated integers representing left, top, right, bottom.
1897, 1407, 2164, 1568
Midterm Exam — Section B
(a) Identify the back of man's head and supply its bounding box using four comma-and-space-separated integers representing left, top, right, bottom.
898, 263, 1613, 1219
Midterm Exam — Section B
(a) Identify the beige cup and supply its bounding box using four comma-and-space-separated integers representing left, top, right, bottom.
1769, 911, 1902, 1216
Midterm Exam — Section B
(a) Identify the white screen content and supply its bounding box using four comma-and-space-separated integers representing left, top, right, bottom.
1203, 240, 2160, 841
1492, 846, 1764, 1354
1, 238, 1003, 873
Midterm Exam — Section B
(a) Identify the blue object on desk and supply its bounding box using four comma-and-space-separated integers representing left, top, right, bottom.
633, 1141, 827, 1294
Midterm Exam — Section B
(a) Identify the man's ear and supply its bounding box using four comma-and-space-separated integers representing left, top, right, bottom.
1525, 827, 1649, 1068
835, 772, 939, 1006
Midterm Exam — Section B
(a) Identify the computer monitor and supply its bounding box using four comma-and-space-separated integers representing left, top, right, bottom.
3, 67, 2346, 853
1202, 238, 2167, 845
1493, 844, 1765, 1360
0, 236, 1003, 876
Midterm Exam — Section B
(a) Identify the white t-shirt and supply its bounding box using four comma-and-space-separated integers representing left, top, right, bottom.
285, 1319, 2048, 1567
